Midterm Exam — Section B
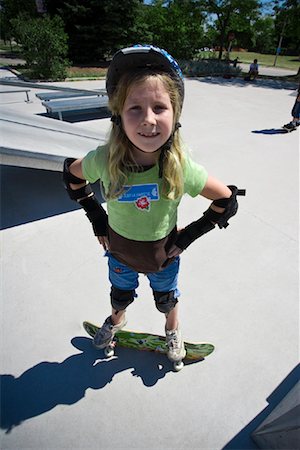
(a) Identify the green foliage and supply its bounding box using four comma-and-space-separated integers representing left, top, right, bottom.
201, 0, 261, 58
273, 0, 300, 55
0, 0, 38, 41
1, 0, 299, 69
142, 0, 205, 59
45, 0, 143, 63
180, 58, 241, 77
251, 17, 276, 54
11, 15, 69, 80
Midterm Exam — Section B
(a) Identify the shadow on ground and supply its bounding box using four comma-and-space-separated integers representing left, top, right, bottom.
0, 165, 104, 229
251, 128, 289, 135
38, 107, 111, 123
0, 336, 180, 433
223, 364, 300, 449
197, 76, 298, 91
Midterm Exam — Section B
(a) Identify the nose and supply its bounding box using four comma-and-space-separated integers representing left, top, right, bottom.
142, 107, 156, 126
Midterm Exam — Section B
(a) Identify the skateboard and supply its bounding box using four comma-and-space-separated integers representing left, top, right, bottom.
83, 321, 214, 372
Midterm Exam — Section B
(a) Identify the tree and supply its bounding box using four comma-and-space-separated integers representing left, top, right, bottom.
201, 0, 260, 59
252, 16, 275, 54
142, 0, 205, 60
45, 0, 143, 63
273, 0, 300, 57
12, 15, 69, 79
0, 0, 38, 43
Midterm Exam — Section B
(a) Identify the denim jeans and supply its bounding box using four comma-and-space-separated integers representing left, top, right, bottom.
107, 252, 181, 297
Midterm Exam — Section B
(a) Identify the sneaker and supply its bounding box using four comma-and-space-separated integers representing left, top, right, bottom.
93, 315, 127, 349
165, 326, 186, 362
283, 122, 296, 131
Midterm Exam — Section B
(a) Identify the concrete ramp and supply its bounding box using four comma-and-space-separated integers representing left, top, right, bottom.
252, 381, 300, 449
0, 108, 106, 171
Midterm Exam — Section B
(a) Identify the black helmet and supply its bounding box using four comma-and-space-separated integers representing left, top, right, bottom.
106, 44, 184, 108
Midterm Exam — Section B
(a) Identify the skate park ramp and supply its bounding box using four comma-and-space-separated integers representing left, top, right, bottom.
252, 378, 300, 449
0, 105, 107, 171
1, 74, 299, 450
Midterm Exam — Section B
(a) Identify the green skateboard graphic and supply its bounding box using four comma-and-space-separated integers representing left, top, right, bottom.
83, 321, 214, 371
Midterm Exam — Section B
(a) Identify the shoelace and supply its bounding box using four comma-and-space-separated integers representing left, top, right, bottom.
97, 318, 113, 339
167, 331, 180, 349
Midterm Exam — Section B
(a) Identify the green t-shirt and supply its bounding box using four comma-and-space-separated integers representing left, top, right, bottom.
82, 144, 208, 241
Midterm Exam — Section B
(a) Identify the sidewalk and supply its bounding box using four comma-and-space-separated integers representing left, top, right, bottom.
238, 62, 298, 77
1, 75, 299, 449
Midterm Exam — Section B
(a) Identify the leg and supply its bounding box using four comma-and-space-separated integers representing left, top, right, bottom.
93, 287, 134, 350
108, 253, 139, 321
111, 308, 126, 326
110, 286, 135, 324
93, 254, 138, 349
165, 302, 179, 331
148, 257, 180, 321
148, 258, 185, 363
291, 100, 300, 125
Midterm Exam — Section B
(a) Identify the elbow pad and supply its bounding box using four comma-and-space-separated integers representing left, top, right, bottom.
63, 158, 108, 236
63, 157, 93, 200
175, 185, 246, 250
208, 185, 246, 229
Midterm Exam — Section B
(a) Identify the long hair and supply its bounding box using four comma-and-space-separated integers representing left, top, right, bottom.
106, 70, 185, 200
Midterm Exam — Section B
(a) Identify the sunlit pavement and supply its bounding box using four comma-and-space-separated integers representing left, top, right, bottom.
1, 72, 299, 449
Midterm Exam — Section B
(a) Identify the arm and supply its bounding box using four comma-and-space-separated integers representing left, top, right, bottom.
63, 158, 109, 250
168, 176, 246, 257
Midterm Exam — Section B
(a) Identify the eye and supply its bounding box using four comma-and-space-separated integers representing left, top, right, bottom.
129, 105, 141, 111
154, 104, 167, 113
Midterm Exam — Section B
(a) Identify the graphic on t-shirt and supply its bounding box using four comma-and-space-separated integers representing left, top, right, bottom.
118, 184, 159, 212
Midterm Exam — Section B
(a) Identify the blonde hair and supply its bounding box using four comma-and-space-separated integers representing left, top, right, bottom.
106, 70, 185, 200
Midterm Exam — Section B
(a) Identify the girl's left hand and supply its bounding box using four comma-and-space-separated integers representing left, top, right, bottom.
167, 244, 183, 258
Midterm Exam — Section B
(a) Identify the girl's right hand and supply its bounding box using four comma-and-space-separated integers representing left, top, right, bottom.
97, 236, 110, 251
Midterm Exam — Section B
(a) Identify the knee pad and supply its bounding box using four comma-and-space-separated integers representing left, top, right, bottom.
110, 287, 135, 311
153, 290, 178, 314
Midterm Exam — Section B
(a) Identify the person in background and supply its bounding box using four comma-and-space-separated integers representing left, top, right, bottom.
283, 83, 300, 132
248, 59, 259, 80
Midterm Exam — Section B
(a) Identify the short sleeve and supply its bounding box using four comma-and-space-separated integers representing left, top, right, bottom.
82, 145, 109, 183
183, 155, 208, 197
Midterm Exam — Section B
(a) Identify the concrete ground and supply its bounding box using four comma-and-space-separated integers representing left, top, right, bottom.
0, 70, 299, 450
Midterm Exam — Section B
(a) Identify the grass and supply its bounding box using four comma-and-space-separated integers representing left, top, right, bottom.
66, 66, 107, 79
0, 41, 22, 53
197, 50, 299, 71
228, 51, 299, 71
0, 41, 298, 79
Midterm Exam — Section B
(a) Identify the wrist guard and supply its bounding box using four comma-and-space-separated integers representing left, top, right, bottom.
175, 185, 246, 250
63, 157, 108, 236
79, 196, 108, 236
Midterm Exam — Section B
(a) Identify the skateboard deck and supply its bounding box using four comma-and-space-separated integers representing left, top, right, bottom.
83, 321, 214, 361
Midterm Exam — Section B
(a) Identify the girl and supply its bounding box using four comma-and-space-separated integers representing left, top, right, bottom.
63, 45, 244, 363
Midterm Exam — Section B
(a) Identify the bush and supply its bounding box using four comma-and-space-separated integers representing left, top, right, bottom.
12, 15, 69, 80
179, 59, 242, 77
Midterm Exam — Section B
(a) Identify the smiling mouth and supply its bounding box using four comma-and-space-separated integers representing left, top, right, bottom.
138, 132, 160, 137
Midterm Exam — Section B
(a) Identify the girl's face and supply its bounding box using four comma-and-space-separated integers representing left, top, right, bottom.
122, 77, 174, 163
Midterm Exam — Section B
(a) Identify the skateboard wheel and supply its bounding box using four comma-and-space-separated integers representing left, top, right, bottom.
173, 361, 184, 372
104, 346, 115, 357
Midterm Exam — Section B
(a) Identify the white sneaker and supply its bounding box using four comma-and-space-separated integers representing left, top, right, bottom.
93, 315, 127, 349
165, 326, 186, 362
